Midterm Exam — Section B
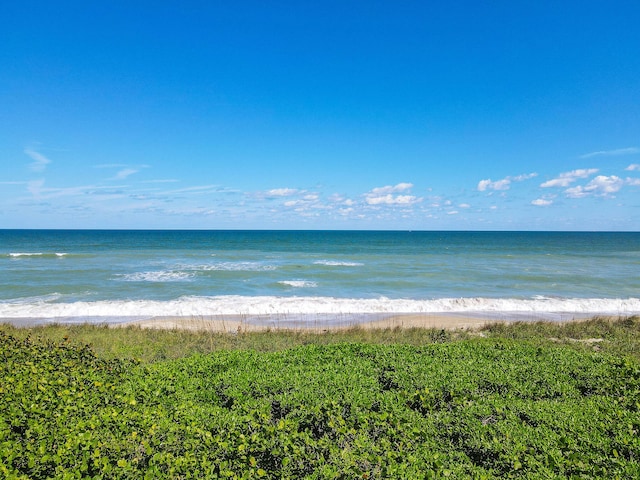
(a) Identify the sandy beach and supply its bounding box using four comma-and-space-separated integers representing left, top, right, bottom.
1, 311, 601, 332
122, 313, 498, 333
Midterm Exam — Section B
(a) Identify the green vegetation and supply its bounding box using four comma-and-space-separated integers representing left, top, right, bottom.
1, 318, 639, 478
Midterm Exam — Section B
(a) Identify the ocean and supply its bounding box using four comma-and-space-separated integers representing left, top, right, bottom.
1, 230, 639, 326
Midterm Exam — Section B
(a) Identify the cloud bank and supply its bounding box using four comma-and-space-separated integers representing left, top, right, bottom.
5, 144, 640, 229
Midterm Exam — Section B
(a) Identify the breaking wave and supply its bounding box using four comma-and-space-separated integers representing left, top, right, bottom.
278, 280, 318, 288
5, 252, 68, 258
313, 260, 364, 267
1, 295, 639, 319
116, 271, 194, 282
188, 262, 278, 272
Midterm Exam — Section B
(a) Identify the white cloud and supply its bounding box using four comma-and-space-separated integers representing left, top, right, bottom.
24, 148, 52, 172
512, 173, 538, 182
492, 179, 511, 190
366, 194, 421, 205
626, 177, 640, 186
328, 194, 355, 207
478, 178, 509, 191
112, 168, 139, 180
369, 183, 413, 195
541, 169, 599, 188
477, 172, 536, 191
477, 180, 490, 191
365, 183, 421, 206
565, 175, 624, 198
626, 164, 640, 171
458, 203, 470, 208
266, 188, 299, 197
585, 175, 625, 195
531, 198, 553, 206
563, 186, 585, 198
580, 147, 640, 159
275, 191, 327, 215
97, 164, 149, 181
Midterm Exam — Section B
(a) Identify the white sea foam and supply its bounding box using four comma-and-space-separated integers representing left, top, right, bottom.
278, 280, 318, 288
313, 260, 364, 266
116, 271, 194, 282
193, 262, 277, 272
6, 252, 68, 258
1, 295, 639, 319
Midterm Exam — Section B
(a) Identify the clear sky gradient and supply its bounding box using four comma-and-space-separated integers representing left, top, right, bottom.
2, 1, 639, 230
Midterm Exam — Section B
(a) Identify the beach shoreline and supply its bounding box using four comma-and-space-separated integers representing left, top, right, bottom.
124, 313, 494, 332
0, 311, 604, 332
125, 311, 606, 332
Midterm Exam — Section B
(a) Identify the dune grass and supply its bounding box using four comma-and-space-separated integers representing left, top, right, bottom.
0, 315, 638, 363
0, 322, 461, 362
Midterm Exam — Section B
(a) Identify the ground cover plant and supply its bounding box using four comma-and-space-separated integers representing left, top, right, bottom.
1, 319, 639, 478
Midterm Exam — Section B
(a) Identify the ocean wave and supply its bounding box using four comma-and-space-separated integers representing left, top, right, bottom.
278, 280, 318, 288
313, 260, 364, 267
115, 271, 194, 282
5, 252, 68, 258
189, 262, 278, 272
1, 295, 639, 319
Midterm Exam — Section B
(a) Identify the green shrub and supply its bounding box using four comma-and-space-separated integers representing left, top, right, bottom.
2, 332, 639, 478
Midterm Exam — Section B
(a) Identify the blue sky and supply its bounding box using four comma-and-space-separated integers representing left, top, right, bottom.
2, 1, 639, 230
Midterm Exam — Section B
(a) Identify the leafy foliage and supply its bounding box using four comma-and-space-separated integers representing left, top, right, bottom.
2, 331, 640, 478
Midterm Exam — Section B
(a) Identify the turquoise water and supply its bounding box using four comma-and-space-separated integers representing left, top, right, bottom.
1, 230, 639, 322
